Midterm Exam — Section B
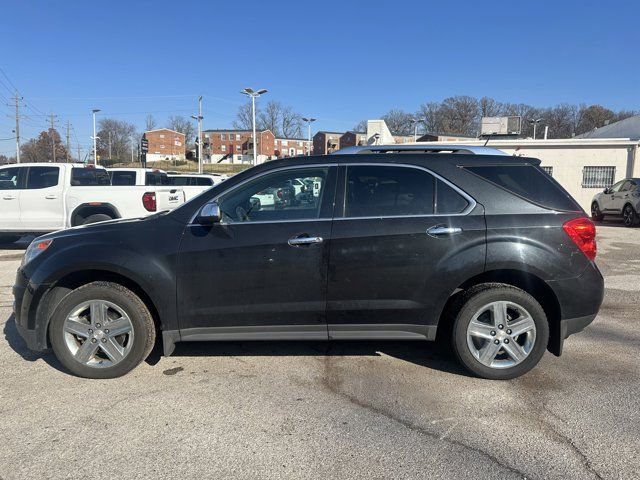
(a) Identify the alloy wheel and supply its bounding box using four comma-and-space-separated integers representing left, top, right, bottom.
624, 206, 634, 226
466, 301, 537, 369
62, 300, 135, 368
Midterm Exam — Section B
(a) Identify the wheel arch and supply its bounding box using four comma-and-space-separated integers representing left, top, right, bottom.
70, 203, 121, 226
438, 269, 562, 355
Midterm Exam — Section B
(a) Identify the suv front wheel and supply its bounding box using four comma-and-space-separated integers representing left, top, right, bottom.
49, 281, 156, 379
452, 284, 549, 380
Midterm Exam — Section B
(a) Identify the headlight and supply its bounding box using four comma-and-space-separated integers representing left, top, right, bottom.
21, 239, 53, 267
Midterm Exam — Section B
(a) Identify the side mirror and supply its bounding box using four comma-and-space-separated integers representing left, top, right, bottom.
197, 201, 221, 225
604, 188, 610, 194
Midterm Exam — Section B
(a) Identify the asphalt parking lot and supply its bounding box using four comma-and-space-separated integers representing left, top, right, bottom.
1, 223, 638, 480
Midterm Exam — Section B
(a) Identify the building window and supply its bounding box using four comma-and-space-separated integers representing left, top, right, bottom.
160, 145, 165, 149
236, 134, 241, 140
159, 134, 165, 138
221, 134, 226, 140
236, 145, 241, 151
582, 166, 615, 188
541, 166, 553, 176
221, 145, 227, 152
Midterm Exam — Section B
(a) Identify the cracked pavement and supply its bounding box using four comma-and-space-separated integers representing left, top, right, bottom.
1, 222, 638, 479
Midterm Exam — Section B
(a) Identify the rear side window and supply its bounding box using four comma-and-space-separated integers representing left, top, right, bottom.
145, 172, 169, 186
71, 168, 111, 186
465, 165, 580, 211
346, 165, 434, 217
436, 179, 469, 214
27, 166, 59, 189
110, 171, 137, 186
195, 177, 213, 186
167, 176, 189, 186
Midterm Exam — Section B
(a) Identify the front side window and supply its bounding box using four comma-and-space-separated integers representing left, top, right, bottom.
345, 165, 434, 217
110, 171, 137, 186
26, 166, 59, 189
0, 167, 23, 190
218, 167, 328, 223
71, 168, 111, 186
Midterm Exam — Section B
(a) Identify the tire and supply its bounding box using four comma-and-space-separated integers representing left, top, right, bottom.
451, 284, 549, 380
82, 214, 113, 225
49, 281, 156, 379
622, 204, 638, 227
591, 202, 604, 222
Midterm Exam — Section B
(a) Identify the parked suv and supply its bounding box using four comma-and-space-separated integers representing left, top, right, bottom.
591, 177, 640, 226
13, 146, 603, 379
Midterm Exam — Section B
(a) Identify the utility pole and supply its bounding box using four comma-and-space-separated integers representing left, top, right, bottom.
49, 113, 57, 162
77, 144, 81, 164
14, 92, 21, 163
92, 109, 100, 166
302, 117, 316, 155
66, 120, 71, 162
240, 88, 268, 165
108, 131, 112, 160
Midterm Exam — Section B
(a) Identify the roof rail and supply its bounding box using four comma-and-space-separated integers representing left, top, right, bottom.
332, 144, 508, 156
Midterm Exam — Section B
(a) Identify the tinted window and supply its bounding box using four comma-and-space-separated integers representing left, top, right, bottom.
167, 176, 190, 186
465, 165, 580, 211
110, 171, 137, 186
0, 167, 22, 190
71, 168, 111, 186
346, 165, 434, 217
219, 167, 328, 222
26, 166, 59, 189
195, 177, 213, 186
145, 172, 169, 186
620, 180, 634, 192
436, 179, 469, 214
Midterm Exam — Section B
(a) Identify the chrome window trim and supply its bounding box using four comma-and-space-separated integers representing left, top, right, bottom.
188, 161, 477, 225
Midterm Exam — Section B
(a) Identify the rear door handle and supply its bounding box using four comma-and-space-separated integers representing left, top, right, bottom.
2, 195, 16, 200
427, 226, 463, 237
288, 235, 323, 246
45, 194, 58, 199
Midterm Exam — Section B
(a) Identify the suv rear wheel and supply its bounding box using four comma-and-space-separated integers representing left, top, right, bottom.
452, 284, 549, 380
49, 281, 156, 379
591, 201, 604, 222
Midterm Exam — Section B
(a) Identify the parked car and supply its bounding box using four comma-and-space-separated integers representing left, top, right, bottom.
0, 163, 185, 242
166, 173, 227, 201
591, 177, 640, 226
107, 168, 170, 186
14, 146, 603, 380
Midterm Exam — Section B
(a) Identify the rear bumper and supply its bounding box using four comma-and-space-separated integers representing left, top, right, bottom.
548, 263, 604, 355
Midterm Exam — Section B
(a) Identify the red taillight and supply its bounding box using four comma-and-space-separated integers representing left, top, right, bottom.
563, 217, 596, 261
142, 192, 157, 212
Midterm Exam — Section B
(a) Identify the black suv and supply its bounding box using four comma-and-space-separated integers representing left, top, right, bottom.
13, 146, 604, 379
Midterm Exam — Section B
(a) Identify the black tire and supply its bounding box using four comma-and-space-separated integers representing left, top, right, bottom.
591, 202, 604, 222
451, 284, 549, 380
622, 204, 638, 227
49, 281, 156, 379
82, 214, 113, 225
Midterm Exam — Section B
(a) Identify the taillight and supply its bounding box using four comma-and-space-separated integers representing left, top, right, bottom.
563, 217, 596, 260
142, 192, 157, 212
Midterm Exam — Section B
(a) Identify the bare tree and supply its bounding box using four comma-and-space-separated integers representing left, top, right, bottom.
97, 118, 137, 162
416, 102, 445, 134
232, 102, 254, 131
167, 115, 196, 145
352, 120, 368, 133
257, 101, 280, 134
279, 104, 303, 138
381, 109, 415, 136
21, 129, 69, 163
479, 97, 506, 118
145, 114, 157, 131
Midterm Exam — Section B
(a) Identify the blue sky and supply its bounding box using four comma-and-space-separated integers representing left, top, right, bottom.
0, 0, 638, 157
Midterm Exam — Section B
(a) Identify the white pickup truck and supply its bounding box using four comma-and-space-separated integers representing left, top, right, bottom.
0, 163, 185, 241
166, 173, 227, 201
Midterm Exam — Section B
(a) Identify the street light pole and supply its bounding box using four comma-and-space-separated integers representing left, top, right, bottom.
191, 95, 204, 174
92, 108, 100, 166
241, 88, 268, 165
529, 118, 544, 140
302, 117, 316, 155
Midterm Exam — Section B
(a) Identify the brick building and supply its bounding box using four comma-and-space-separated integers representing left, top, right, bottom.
339, 131, 368, 149
203, 129, 275, 164
274, 137, 309, 157
144, 128, 186, 163
313, 131, 344, 155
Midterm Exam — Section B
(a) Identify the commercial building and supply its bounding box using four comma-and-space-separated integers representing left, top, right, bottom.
144, 129, 186, 163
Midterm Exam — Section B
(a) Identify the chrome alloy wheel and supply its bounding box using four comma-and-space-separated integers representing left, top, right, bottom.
466, 301, 537, 369
63, 300, 134, 368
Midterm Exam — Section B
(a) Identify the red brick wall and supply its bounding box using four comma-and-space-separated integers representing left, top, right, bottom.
145, 129, 186, 156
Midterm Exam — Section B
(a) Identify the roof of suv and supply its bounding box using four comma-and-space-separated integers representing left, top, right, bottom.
333, 144, 509, 156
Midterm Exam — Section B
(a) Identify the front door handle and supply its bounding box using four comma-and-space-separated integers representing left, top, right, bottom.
427, 226, 463, 237
45, 194, 58, 199
2, 195, 16, 200
288, 235, 323, 246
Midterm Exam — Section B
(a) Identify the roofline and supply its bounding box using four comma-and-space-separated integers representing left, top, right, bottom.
144, 128, 185, 135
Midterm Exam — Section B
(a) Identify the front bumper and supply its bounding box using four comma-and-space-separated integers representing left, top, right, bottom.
13, 268, 50, 352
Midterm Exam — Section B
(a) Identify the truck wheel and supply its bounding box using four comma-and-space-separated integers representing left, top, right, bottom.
49, 281, 156, 379
451, 284, 549, 380
82, 214, 113, 225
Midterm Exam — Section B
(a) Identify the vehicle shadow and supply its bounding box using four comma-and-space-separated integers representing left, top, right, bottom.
594, 218, 635, 229
4, 313, 468, 377
148, 337, 469, 377
0, 235, 34, 250
3, 314, 67, 373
